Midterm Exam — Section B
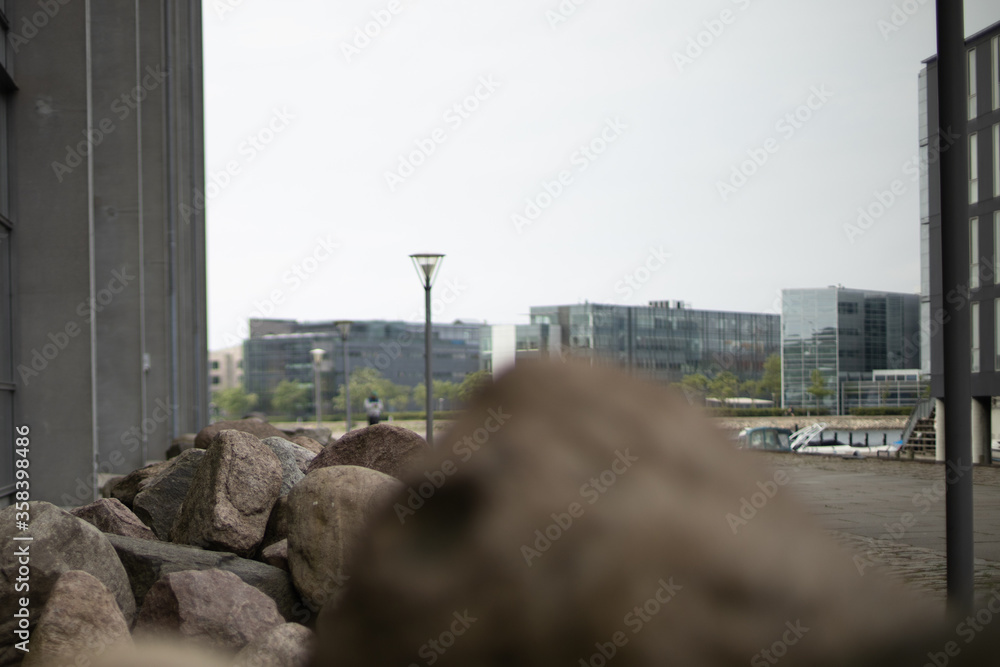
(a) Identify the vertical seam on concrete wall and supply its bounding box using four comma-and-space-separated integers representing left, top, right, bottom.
85, 0, 98, 501
164, 0, 180, 439
135, 0, 148, 464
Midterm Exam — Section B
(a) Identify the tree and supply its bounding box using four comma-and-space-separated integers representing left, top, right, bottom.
760, 354, 781, 401
271, 380, 311, 417
806, 369, 833, 410
739, 379, 763, 399
413, 379, 461, 411
213, 387, 257, 419
679, 373, 709, 395
332, 367, 410, 414
458, 371, 492, 404
707, 371, 739, 401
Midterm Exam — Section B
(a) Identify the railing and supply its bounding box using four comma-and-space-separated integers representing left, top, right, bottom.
900, 397, 935, 446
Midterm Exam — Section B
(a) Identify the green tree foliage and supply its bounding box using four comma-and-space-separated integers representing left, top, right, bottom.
678, 373, 709, 395
271, 380, 311, 417
458, 370, 492, 403
739, 379, 763, 399
213, 387, 258, 419
413, 379, 461, 410
707, 371, 739, 400
761, 354, 781, 400
332, 367, 410, 413
806, 369, 833, 408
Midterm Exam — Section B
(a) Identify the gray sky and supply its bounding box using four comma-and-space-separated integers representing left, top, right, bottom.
203, 0, 999, 350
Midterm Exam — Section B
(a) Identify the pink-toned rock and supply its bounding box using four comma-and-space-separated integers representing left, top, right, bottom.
70, 498, 158, 541
233, 623, 312, 667
260, 540, 288, 572
195, 419, 286, 449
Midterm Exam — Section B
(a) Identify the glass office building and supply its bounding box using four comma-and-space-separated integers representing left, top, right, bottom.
782, 288, 921, 412
529, 302, 779, 384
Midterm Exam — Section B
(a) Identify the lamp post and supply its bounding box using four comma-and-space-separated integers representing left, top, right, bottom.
310, 348, 325, 428
410, 253, 444, 446
334, 321, 353, 432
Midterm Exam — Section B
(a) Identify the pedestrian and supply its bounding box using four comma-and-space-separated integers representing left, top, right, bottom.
365, 392, 384, 426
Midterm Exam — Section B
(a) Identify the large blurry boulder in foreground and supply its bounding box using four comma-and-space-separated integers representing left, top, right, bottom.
70, 498, 158, 541
306, 424, 429, 479
0, 503, 135, 667
195, 418, 286, 449
110, 460, 172, 508
232, 623, 312, 667
170, 430, 282, 557
286, 466, 401, 611
133, 449, 207, 539
105, 534, 302, 621
311, 361, 998, 667
20, 570, 132, 667
135, 569, 283, 651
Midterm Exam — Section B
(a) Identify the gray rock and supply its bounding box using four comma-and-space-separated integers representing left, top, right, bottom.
133, 448, 207, 539
99, 473, 124, 499
170, 430, 282, 557
135, 569, 283, 651
0, 503, 135, 667
262, 496, 289, 550
70, 498, 158, 541
109, 460, 171, 508
286, 466, 401, 610
105, 533, 302, 621
262, 437, 315, 487
195, 419, 286, 449
288, 427, 331, 446
288, 435, 323, 455
307, 423, 429, 479
20, 570, 131, 667
232, 623, 312, 667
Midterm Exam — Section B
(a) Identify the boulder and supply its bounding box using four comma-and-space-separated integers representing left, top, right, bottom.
0, 503, 135, 667
288, 427, 331, 446
99, 473, 124, 499
166, 433, 197, 459
260, 540, 288, 572
232, 623, 312, 667
306, 424, 429, 479
170, 430, 282, 557
261, 496, 289, 550
288, 435, 323, 455
20, 571, 131, 667
133, 449, 207, 539
105, 534, 301, 621
109, 460, 172, 508
286, 466, 401, 610
195, 419, 286, 449
70, 498, 158, 541
134, 569, 283, 651
260, 437, 312, 493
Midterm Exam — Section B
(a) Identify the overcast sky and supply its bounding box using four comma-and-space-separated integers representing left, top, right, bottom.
202, 0, 999, 350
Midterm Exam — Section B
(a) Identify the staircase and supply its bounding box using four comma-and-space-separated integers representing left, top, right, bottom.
902, 406, 937, 458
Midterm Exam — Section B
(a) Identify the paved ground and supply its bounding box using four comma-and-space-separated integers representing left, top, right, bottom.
757, 452, 1000, 601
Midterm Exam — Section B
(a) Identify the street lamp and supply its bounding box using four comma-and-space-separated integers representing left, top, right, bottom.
310, 347, 325, 428
410, 253, 444, 446
334, 321, 353, 432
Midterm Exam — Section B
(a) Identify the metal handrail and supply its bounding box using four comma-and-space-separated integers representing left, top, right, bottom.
900, 397, 935, 446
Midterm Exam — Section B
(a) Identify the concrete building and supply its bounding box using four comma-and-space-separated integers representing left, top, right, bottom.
1, 2, 207, 506
919, 20, 1000, 461
209, 345, 244, 392
479, 323, 562, 374
244, 318, 481, 413
529, 301, 779, 385
781, 287, 921, 414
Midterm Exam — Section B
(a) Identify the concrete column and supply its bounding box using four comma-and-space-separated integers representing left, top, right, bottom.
936, 398, 946, 462
972, 397, 991, 465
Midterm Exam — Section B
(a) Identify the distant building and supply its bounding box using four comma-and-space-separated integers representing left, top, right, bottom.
2, 2, 206, 506
209, 346, 244, 393
244, 319, 481, 412
528, 302, 779, 384
781, 287, 921, 413
480, 323, 562, 374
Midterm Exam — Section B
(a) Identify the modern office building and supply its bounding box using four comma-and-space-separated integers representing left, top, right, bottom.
244, 318, 482, 412
528, 301, 779, 385
1, 2, 207, 506
479, 323, 563, 374
209, 345, 244, 393
919, 20, 1000, 460
781, 287, 921, 413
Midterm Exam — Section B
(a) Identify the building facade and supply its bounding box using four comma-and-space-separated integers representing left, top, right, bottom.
528, 301, 779, 385
209, 345, 244, 393
2, 1, 207, 506
244, 318, 481, 412
781, 287, 921, 413
479, 323, 562, 374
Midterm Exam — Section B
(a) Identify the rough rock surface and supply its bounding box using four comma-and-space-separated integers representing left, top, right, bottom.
260, 540, 288, 572
133, 449, 207, 539
306, 424, 429, 479
261, 437, 313, 492
285, 466, 401, 611
262, 496, 289, 550
70, 498, 158, 541
287, 427, 331, 446
109, 460, 171, 508
288, 435, 323, 455
232, 623, 312, 667
134, 569, 283, 651
170, 430, 282, 557
195, 419, 286, 449
105, 534, 301, 620
0, 503, 135, 667
20, 570, 132, 667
